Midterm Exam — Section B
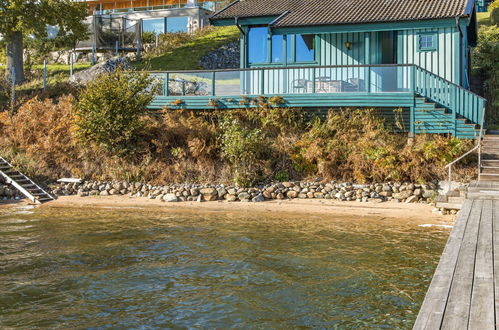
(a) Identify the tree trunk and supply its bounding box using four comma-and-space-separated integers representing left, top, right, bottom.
5, 31, 25, 84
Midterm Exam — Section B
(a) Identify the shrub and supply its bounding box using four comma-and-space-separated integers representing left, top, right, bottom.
74, 69, 156, 156
219, 118, 270, 186
473, 25, 499, 123
292, 108, 475, 183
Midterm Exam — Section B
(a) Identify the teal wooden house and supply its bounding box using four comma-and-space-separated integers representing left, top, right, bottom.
149, 0, 486, 139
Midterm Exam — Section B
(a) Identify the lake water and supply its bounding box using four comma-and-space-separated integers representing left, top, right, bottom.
0, 205, 449, 328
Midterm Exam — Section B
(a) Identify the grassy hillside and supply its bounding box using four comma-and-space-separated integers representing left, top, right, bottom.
136, 26, 239, 71
478, 11, 491, 26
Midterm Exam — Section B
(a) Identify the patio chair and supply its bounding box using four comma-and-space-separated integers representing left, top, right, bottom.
292, 79, 310, 93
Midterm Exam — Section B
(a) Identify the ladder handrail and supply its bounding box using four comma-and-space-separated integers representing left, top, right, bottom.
0, 157, 54, 203
444, 105, 486, 190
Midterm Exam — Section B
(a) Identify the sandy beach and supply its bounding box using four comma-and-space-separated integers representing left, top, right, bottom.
4, 195, 453, 226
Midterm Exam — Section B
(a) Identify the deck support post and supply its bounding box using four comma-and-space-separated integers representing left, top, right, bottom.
410, 106, 415, 137
211, 71, 216, 96
164, 73, 169, 96
311, 68, 316, 94
260, 69, 264, 95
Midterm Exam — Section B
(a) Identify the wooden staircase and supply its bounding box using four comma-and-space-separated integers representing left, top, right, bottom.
414, 97, 480, 139
460, 131, 499, 201
479, 131, 499, 181
0, 157, 54, 204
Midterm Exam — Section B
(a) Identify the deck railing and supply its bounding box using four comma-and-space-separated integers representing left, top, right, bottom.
151, 64, 415, 98
150, 64, 486, 125
414, 67, 486, 125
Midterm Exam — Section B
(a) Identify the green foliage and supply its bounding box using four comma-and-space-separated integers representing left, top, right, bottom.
0, 0, 87, 40
274, 170, 290, 182
474, 25, 499, 123
142, 32, 157, 44
75, 69, 155, 156
490, 0, 499, 11
492, 8, 499, 25
219, 118, 269, 186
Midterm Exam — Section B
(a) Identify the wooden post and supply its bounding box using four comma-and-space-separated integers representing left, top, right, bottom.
366, 66, 371, 93
43, 59, 47, 91
311, 67, 316, 94
211, 71, 216, 96
164, 73, 169, 96
70, 52, 74, 77
260, 69, 265, 95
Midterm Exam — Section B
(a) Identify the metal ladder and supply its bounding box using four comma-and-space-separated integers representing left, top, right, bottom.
0, 157, 54, 204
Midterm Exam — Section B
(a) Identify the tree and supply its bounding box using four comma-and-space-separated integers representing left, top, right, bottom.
0, 0, 88, 83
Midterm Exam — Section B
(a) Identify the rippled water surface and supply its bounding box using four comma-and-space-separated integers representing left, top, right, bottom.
0, 205, 449, 328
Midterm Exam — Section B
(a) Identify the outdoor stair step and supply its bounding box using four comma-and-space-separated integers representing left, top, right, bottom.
466, 191, 499, 199
435, 202, 462, 210
482, 160, 499, 167
482, 156, 499, 161
481, 168, 499, 175
37, 197, 54, 202
478, 174, 499, 182
447, 196, 465, 203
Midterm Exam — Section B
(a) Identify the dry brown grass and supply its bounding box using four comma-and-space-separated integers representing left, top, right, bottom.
0, 99, 478, 185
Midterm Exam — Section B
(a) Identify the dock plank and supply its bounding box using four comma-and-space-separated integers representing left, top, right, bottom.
413, 199, 474, 330
440, 200, 482, 330
493, 200, 499, 328
468, 199, 494, 330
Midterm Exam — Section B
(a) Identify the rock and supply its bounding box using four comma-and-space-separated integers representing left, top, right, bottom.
405, 195, 419, 203
263, 190, 272, 199
197, 194, 203, 202
225, 194, 237, 202
163, 193, 178, 202
238, 192, 250, 200
413, 188, 422, 196
57, 178, 82, 183
100, 190, 109, 196
314, 192, 324, 199
252, 194, 265, 202
286, 190, 298, 198
200, 41, 240, 70
422, 190, 436, 199
69, 56, 132, 85
392, 190, 413, 200
200, 187, 217, 201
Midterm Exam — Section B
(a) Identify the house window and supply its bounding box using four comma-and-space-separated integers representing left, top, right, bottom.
166, 16, 189, 33
143, 18, 165, 34
248, 27, 268, 64
248, 28, 317, 65
418, 33, 437, 51
271, 34, 283, 63
295, 34, 315, 62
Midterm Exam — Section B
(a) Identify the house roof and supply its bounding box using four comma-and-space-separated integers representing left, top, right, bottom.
211, 0, 472, 27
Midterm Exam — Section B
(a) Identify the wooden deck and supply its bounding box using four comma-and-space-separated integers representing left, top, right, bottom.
413, 198, 497, 329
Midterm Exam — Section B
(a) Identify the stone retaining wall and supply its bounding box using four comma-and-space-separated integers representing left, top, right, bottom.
49, 180, 439, 204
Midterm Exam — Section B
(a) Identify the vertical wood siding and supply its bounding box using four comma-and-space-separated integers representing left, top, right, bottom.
315, 28, 460, 85
397, 27, 460, 85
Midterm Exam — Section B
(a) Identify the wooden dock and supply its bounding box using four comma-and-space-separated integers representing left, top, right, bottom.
413, 198, 497, 329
